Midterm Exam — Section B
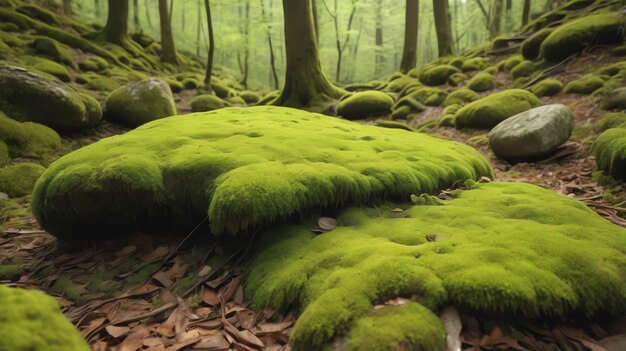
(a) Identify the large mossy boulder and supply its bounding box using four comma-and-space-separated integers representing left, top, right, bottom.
419, 65, 461, 86
0, 65, 101, 130
245, 181, 626, 350
540, 13, 626, 62
190, 95, 227, 112
103, 78, 176, 128
32, 106, 492, 239
488, 104, 573, 160
592, 127, 626, 180
0, 285, 90, 351
337, 91, 393, 120
455, 89, 541, 129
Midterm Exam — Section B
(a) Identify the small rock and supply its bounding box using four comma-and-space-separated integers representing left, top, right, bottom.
488, 104, 573, 160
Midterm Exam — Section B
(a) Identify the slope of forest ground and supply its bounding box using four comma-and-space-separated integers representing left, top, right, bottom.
1, 0, 626, 350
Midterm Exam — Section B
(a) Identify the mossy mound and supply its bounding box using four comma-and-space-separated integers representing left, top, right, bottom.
245, 182, 626, 350
0, 285, 90, 351
182, 78, 199, 90
190, 94, 227, 112
527, 79, 563, 97
511, 60, 536, 80
211, 82, 236, 98
32, 37, 73, 66
443, 88, 479, 107
16, 4, 58, 24
240, 91, 262, 105
602, 87, 626, 110
84, 75, 122, 92
32, 106, 492, 239
22, 56, 70, 82
0, 162, 45, 197
467, 72, 495, 92
564, 74, 605, 94
0, 264, 23, 280
403, 87, 448, 107
78, 57, 108, 72
447, 72, 467, 86
0, 113, 61, 161
540, 13, 626, 62
103, 78, 176, 128
419, 65, 461, 86
0, 65, 101, 130
386, 76, 419, 92
521, 28, 554, 60
455, 89, 541, 129
461, 57, 489, 72
595, 112, 626, 133
592, 128, 626, 180
502, 55, 524, 72
337, 91, 393, 120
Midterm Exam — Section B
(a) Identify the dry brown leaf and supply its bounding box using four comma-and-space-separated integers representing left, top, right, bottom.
202, 288, 220, 306
118, 327, 150, 351
140, 246, 170, 262
191, 334, 230, 350
105, 325, 130, 338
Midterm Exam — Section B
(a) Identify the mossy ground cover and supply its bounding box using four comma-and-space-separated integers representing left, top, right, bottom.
245, 182, 626, 350
32, 106, 492, 239
592, 127, 626, 180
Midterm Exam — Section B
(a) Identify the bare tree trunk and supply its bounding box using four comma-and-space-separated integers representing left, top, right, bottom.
375, 0, 384, 76
204, 0, 215, 87
400, 0, 418, 73
196, 0, 201, 56
99, 0, 130, 45
63, 0, 73, 15
522, 0, 531, 26
261, 0, 279, 89
274, 0, 343, 110
489, 0, 502, 37
433, 0, 453, 57
322, 0, 357, 83
145, 0, 154, 29
312, 0, 319, 45
241, 0, 250, 88
133, 0, 140, 31
159, 0, 179, 64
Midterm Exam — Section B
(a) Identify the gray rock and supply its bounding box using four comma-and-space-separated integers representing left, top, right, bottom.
103, 78, 176, 127
602, 87, 626, 110
0, 65, 102, 130
488, 104, 573, 159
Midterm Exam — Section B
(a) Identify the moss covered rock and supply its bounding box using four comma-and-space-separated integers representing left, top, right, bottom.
564, 74, 605, 94
32, 106, 492, 239
85, 75, 122, 92
502, 55, 524, 72
182, 78, 199, 90
386, 76, 419, 92
541, 13, 626, 62
521, 28, 554, 60
211, 82, 236, 99
22, 56, 70, 82
443, 88, 479, 107
337, 91, 393, 120
240, 91, 262, 105
0, 285, 90, 351
602, 87, 626, 111
104, 78, 176, 128
511, 60, 536, 79
0, 162, 45, 197
403, 87, 448, 107
245, 181, 626, 350
0, 113, 61, 160
595, 112, 626, 133
78, 57, 109, 72
0, 65, 101, 130
592, 128, 626, 180
527, 79, 563, 97
33, 37, 72, 66
467, 72, 495, 92
488, 104, 574, 159
461, 57, 489, 72
419, 65, 461, 86
190, 94, 227, 112
455, 89, 541, 129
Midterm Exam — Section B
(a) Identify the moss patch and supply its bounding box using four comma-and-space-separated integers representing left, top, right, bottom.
0, 285, 90, 351
564, 74, 605, 94
104, 78, 176, 127
419, 65, 461, 86
245, 182, 626, 350
521, 28, 553, 60
595, 113, 626, 133
190, 95, 227, 112
0, 162, 46, 197
527, 79, 563, 97
455, 89, 541, 129
32, 106, 492, 239
0, 264, 23, 280
467, 72, 495, 92
443, 88, 479, 107
337, 91, 393, 120
592, 127, 626, 180
22, 56, 70, 82
0, 113, 61, 161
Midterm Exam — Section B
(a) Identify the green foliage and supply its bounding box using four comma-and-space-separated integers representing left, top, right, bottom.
32, 106, 492, 239
245, 182, 626, 350
190, 95, 227, 112
592, 127, 626, 180
443, 88, 479, 107
564, 74, 606, 94
455, 89, 541, 129
527, 79, 563, 97
0, 285, 90, 351
0, 162, 45, 197
419, 64, 461, 86
541, 13, 626, 62
337, 91, 394, 120
467, 72, 495, 92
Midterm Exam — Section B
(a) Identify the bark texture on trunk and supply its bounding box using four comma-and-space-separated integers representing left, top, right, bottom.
433, 0, 454, 57
400, 0, 418, 73
204, 0, 215, 86
159, 0, 179, 64
99, 0, 130, 45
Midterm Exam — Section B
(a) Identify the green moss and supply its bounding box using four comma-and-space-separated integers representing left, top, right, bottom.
502, 55, 524, 72
0, 23, 18, 32
386, 76, 419, 92
461, 57, 489, 72
346, 304, 445, 351
374, 120, 416, 132
455, 89, 541, 129
612, 45, 626, 57
22, 56, 70, 82
33, 37, 73, 66
32, 106, 492, 239
225, 95, 246, 106
511, 60, 536, 80
104, 78, 176, 127
163, 77, 184, 93
85, 75, 122, 92
240, 91, 262, 105
527, 79, 563, 97
404, 87, 447, 107
16, 5, 58, 24
467, 72, 495, 92
190, 94, 227, 112
541, 13, 626, 62
592, 128, 626, 180
0, 264, 23, 280
447, 72, 467, 86
443, 88, 479, 107
0, 285, 90, 351
390, 105, 413, 120
78, 57, 108, 72
564, 74, 605, 94
419, 64, 461, 86
338, 91, 394, 120
246, 181, 626, 350
0, 141, 8, 167
0, 113, 61, 161
182, 78, 199, 90
0, 162, 45, 197
211, 81, 236, 98
595, 113, 626, 133
522, 28, 554, 60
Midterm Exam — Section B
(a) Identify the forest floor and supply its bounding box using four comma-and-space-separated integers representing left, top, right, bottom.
3, 47, 626, 351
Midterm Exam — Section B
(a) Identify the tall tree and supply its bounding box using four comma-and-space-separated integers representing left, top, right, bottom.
322, 0, 358, 83
375, 0, 384, 76
204, 0, 215, 87
400, 0, 419, 73
133, 0, 140, 31
238, 0, 250, 89
98, 0, 130, 46
522, 0, 531, 26
433, 0, 454, 57
312, 0, 319, 45
159, 0, 179, 64
489, 0, 503, 37
261, 0, 279, 89
274, 0, 343, 110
